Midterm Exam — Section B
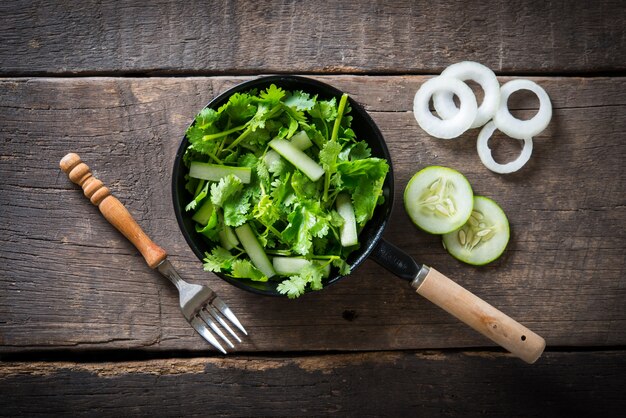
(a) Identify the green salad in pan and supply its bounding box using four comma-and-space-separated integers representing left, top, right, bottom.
182, 84, 389, 298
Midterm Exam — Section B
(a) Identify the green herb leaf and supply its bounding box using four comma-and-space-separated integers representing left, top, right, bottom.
259, 84, 286, 104
231, 259, 268, 282
284, 91, 316, 111
203, 246, 236, 273
185, 181, 209, 212
210, 175, 243, 207
308, 98, 338, 122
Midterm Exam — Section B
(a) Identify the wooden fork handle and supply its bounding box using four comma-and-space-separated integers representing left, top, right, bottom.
59, 153, 167, 268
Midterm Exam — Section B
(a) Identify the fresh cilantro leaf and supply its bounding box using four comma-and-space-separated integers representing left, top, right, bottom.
185, 181, 209, 212
223, 93, 257, 122
185, 123, 221, 157
203, 246, 236, 272
253, 194, 280, 227
195, 108, 220, 130
281, 204, 316, 255
231, 259, 268, 282
291, 171, 319, 200
338, 158, 389, 225
307, 267, 324, 290
259, 84, 286, 104
256, 158, 270, 184
319, 140, 342, 171
248, 102, 271, 131
339, 141, 371, 161
244, 128, 271, 148
308, 98, 337, 122
223, 202, 249, 227
284, 90, 315, 111
237, 153, 258, 168
210, 175, 243, 207
276, 274, 308, 299
186, 125, 205, 143
312, 236, 328, 253
271, 173, 294, 208
223, 187, 253, 227
332, 257, 351, 275
300, 123, 326, 148
276, 264, 324, 298
286, 115, 299, 138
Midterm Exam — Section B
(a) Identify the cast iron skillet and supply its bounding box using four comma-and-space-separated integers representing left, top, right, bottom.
172, 75, 545, 363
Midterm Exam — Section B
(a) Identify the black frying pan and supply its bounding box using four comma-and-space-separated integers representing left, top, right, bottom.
172, 75, 545, 363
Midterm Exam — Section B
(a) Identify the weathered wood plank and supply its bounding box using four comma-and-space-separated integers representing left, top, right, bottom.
0, 0, 624, 75
0, 351, 624, 417
0, 76, 624, 352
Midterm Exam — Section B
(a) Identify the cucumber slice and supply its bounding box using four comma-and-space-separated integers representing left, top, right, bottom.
263, 131, 313, 172
404, 166, 474, 234
272, 257, 331, 278
218, 225, 239, 250
235, 223, 276, 278
442, 196, 510, 265
269, 138, 325, 181
192, 200, 216, 226
290, 131, 313, 150
336, 193, 358, 247
189, 161, 251, 184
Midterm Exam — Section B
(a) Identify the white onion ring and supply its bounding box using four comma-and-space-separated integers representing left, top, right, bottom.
413, 76, 477, 139
492, 79, 552, 140
433, 61, 500, 129
477, 121, 533, 174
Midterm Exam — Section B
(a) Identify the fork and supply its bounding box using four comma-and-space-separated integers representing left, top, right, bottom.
59, 153, 246, 354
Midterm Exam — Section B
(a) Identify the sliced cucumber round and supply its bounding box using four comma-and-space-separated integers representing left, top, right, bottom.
442, 196, 510, 265
404, 166, 474, 234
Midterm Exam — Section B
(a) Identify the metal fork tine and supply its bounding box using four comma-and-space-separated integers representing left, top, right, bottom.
212, 296, 248, 335
206, 304, 242, 343
199, 309, 234, 348
190, 317, 227, 354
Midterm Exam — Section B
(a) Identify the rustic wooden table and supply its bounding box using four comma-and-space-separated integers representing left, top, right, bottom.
1, 1, 625, 416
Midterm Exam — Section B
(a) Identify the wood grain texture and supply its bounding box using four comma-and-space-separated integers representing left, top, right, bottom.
0, 351, 624, 417
0, 0, 625, 75
0, 76, 624, 352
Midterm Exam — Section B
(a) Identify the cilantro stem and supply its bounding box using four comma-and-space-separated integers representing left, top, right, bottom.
206, 150, 223, 164
322, 93, 349, 202
224, 125, 252, 151
323, 171, 331, 202
310, 255, 341, 261
193, 179, 206, 197
330, 93, 349, 143
267, 225, 283, 238
202, 124, 247, 141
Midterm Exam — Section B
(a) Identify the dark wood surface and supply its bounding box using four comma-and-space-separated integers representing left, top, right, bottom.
1, 76, 624, 352
1, 0, 625, 76
1, 351, 624, 417
1, 0, 625, 416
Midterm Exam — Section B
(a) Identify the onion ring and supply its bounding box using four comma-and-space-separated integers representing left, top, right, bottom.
433, 61, 500, 129
492, 79, 552, 140
477, 121, 533, 174
413, 76, 477, 139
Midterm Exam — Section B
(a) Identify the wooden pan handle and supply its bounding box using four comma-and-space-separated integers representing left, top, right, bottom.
59, 153, 167, 268
413, 267, 545, 364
